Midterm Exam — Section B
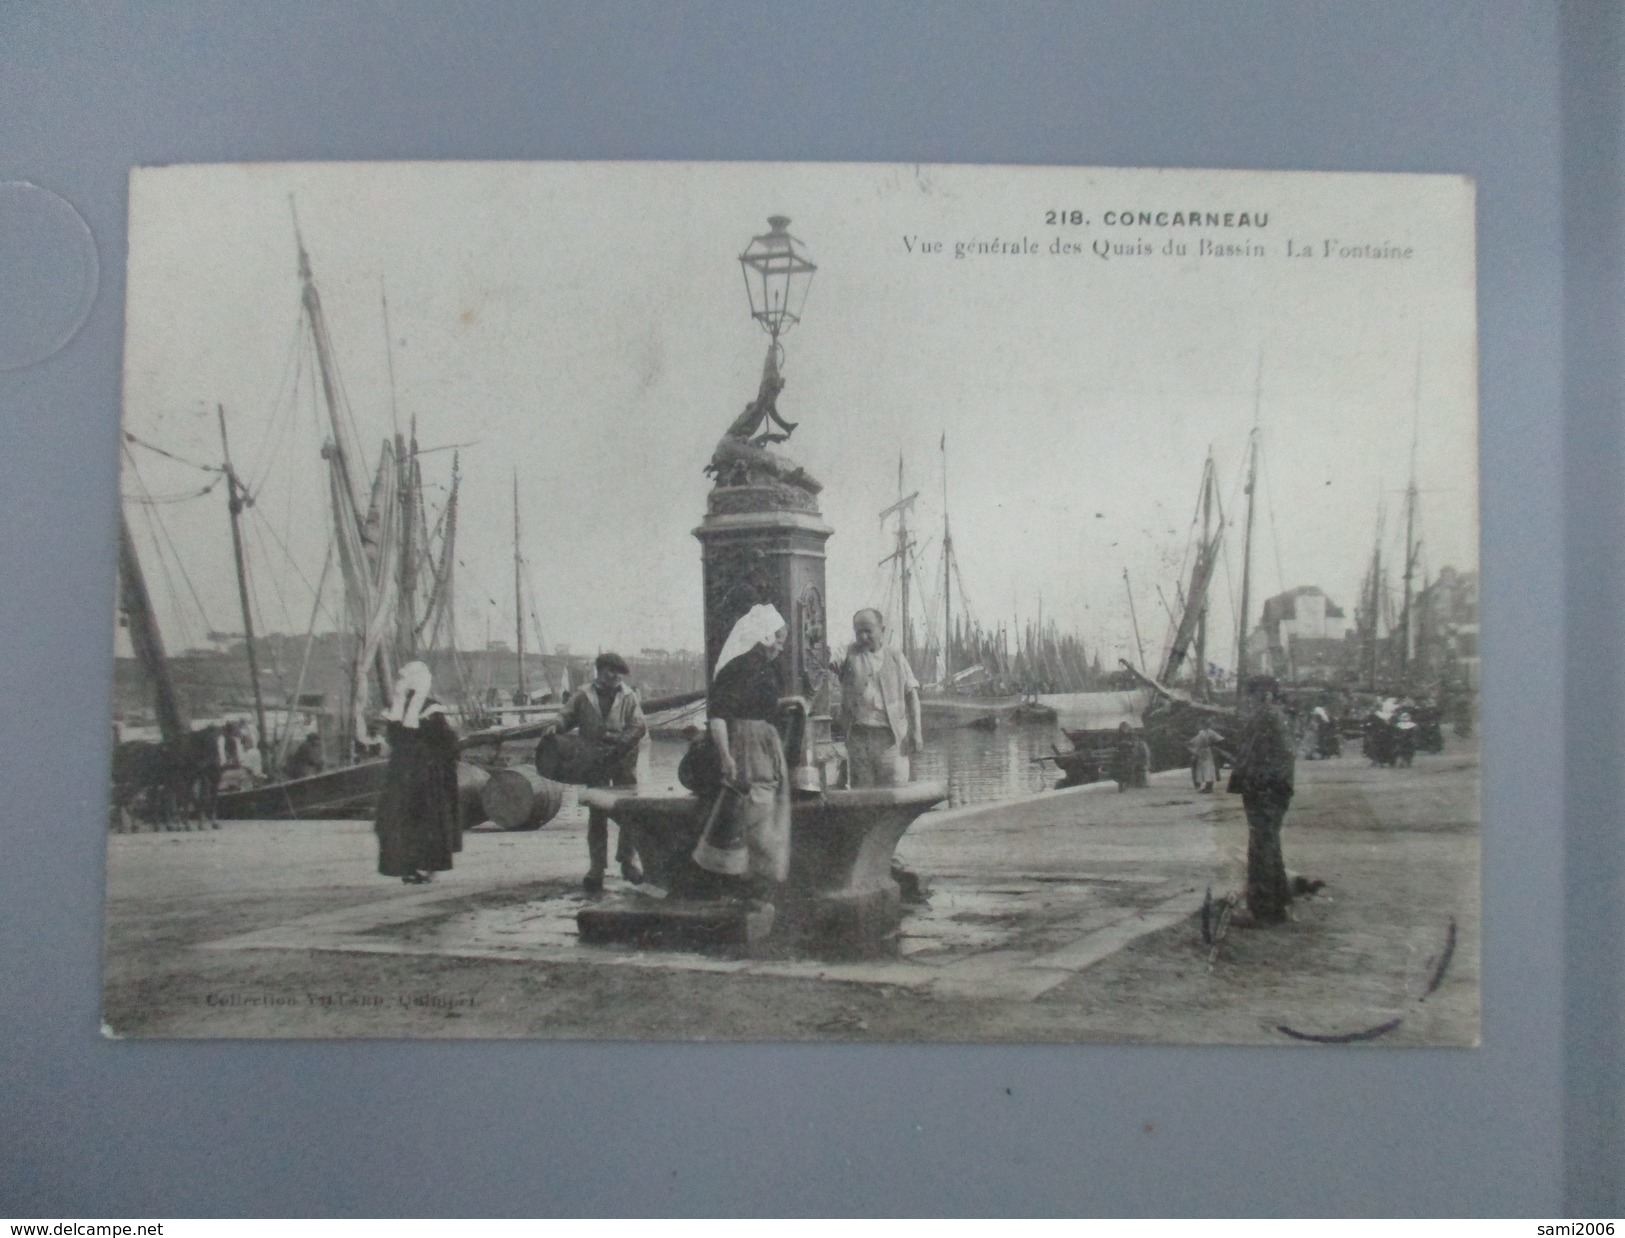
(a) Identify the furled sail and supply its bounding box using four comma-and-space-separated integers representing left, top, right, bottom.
325, 435, 401, 740
352, 442, 401, 736
1161, 538, 1220, 680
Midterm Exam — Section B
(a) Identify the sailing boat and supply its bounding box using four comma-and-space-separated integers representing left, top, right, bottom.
1053, 444, 1246, 784
116, 436, 409, 820
1355, 501, 1388, 692
1351, 358, 1432, 700
897, 438, 1036, 730
207, 225, 465, 818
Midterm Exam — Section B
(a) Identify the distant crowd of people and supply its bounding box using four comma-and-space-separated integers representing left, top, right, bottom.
1359, 697, 1445, 768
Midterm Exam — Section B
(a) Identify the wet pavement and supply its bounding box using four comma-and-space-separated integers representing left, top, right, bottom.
107, 741, 1482, 1042
199, 772, 1219, 1000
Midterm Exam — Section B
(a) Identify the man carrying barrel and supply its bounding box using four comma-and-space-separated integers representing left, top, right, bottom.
548, 652, 647, 893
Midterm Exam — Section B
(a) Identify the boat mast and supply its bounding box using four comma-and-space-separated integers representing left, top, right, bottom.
397, 425, 418, 659
941, 434, 952, 683
513, 468, 526, 701
899, 461, 911, 661
384, 268, 421, 666
1365, 501, 1385, 691
216, 406, 269, 755
1398, 358, 1421, 687
1161, 453, 1222, 686
1194, 453, 1213, 698
294, 204, 393, 755
878, 454, 918, 662
1124, 569, 1148, 673
426, 450, 465, 702
116, 511, 189, 748
1236, 428, 1259, 703
294, 211, 361, 515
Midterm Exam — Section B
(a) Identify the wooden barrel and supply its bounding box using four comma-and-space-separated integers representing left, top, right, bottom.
534, 731, 612, 785
455, 761, 492, 826
480, 763, 565, 831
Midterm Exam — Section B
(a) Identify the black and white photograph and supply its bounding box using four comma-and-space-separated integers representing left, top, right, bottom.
104, 160, 1480, 1043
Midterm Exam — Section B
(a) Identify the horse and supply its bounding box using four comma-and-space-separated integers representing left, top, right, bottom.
108, 725, 222, 830
110, 740, 186, 829
182, 725, 223, 825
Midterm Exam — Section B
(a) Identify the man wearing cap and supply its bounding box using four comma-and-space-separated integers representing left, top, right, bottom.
833, 609, 922, 787
1231, 674, 1297, 923
554, 652, 647, 892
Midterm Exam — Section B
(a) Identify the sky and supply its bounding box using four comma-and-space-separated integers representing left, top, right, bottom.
118, 161, 1479, 675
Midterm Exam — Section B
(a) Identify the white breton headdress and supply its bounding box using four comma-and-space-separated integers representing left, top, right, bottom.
712, 603, 787, 681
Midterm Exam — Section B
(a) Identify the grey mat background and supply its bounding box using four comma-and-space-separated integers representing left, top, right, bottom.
0, 1, 1616, 1217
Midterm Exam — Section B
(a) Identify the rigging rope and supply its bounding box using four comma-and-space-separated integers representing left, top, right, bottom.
122, 444, 214, 648
1215, 453, 1250, 669
327, 309, 372, 492
237, 513, 296, 709
276, 536, 336, 773
520, 556, 555, 694
1257, 436, 1288, 599
1156, 463, 1210, 665
246, 503, 340, 630
244, 513, 291, 637
121, 476, 222, 505
123, 431, 223, 474
247, 314, 310, 497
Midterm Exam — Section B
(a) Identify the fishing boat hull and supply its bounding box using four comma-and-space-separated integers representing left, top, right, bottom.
920, 693, 1059, 732
1065, 712, 1235, 778
215, 760, 388, 820
919, 694, 1023, 731
1050, 743, 1113, 787
216, 758, 499, 821
1010, 700, 1058, 724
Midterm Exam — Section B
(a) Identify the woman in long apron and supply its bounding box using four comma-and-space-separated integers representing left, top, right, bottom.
691, 603, 792, 898
374, 661, 462, 884
1189, 723, 1222, 793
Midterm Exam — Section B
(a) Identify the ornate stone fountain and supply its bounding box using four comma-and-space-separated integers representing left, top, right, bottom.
575, 217, 945, 953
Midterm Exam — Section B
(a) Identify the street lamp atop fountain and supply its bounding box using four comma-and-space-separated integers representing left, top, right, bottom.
739, 214, 817, 345
706, 219, 822, 510
699, 216, 830, 703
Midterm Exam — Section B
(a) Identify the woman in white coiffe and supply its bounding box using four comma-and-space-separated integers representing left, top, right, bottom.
373, 661, 462, 884
691, 604, 793, 894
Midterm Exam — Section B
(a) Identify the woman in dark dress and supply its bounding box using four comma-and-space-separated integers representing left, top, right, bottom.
691, 604, 792, 893
374, 661, 462, 884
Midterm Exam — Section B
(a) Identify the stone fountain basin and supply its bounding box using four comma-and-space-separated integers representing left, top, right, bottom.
578, 781, 947, 950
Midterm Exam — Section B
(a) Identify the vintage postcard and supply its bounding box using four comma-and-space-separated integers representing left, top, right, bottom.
105, 161, 1479, 1042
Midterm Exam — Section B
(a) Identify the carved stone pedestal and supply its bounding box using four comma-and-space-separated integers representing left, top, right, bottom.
695, 506, 832, 708
574, 782, 947, 954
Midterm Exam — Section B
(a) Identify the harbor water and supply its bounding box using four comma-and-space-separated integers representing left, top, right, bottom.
532, 690, 1146, 827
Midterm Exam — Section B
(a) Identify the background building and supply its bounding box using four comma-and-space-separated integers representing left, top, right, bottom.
1246, 585, 1353, 683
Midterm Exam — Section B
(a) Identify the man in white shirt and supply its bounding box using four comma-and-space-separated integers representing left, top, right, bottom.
239, 736, 265, 782
834, 609, 922, 787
